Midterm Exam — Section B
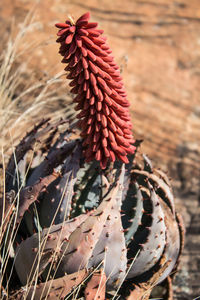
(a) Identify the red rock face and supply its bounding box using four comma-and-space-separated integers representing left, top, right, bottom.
56, 12, 135, 169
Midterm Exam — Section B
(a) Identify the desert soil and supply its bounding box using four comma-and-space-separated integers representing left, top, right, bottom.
0, 0, 200, 299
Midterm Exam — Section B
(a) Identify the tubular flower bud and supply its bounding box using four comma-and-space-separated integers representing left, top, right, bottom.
56, 12, 135, 168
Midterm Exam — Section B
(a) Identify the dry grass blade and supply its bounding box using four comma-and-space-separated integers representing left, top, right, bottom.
0, 10, 74, 169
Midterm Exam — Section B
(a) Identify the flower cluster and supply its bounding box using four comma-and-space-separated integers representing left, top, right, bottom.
56, 12, 135, 168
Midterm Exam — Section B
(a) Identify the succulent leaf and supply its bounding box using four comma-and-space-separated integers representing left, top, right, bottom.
5, 119, 50, 190
56, 175, 120, 276
88, 165, 127, 289
17, 172, 60, 226
122, 181, 143, 244
6, 119, 69, 191
126, 256, 171, 300
14, 214, 88, 285
133, 169, 175, 215
13, 269, 88, 300
26, 139, 77, 186
71, 160, 101, 217
143, 154, 153, 173
155, 205, 181, 284
127, 183, 166, 279
39, 142, 82, 227
84, 269, 106, 300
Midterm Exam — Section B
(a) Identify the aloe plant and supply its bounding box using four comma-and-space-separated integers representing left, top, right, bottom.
0, 12, 184, 300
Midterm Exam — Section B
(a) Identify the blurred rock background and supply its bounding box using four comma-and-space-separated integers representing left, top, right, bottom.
0, 0, 199, 298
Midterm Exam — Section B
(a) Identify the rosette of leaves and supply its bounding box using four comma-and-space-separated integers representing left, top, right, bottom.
0, 12, 184, 300
1, 124, 184, 299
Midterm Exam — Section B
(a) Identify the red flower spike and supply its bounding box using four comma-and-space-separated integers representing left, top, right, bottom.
56, 12, 135, 169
